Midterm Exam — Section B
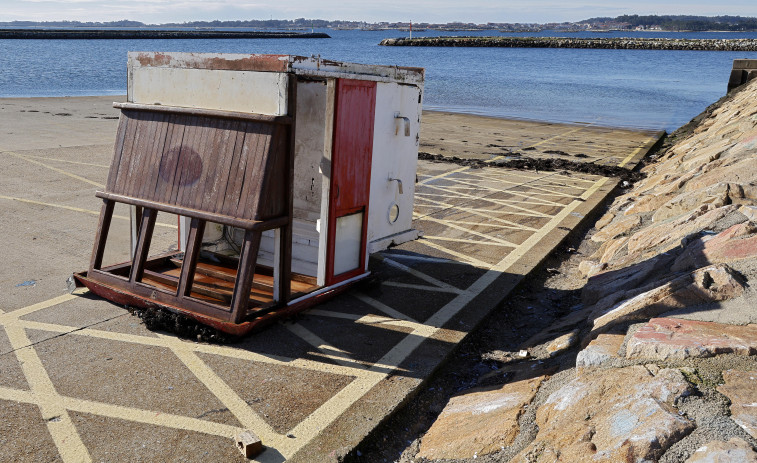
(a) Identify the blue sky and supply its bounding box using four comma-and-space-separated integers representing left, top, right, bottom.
3, 0, 757, 24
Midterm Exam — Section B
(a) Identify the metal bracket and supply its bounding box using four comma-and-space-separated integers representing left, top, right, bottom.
394, 112, 410, 136
389, 177, 403, 195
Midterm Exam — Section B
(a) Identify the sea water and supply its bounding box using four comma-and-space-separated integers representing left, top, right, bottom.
2, 29, 756, 132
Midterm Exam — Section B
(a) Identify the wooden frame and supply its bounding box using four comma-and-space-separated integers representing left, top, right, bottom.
86, 100, 295, 324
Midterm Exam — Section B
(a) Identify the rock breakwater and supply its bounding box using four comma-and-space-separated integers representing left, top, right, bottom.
0, 29, 330, 39
380, 36, 757, 51
410, 81, 757, 462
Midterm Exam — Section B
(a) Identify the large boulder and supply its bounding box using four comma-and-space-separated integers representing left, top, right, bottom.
588, 265, 746, 337
417, 375, 547, 460
626, 318, 757, 360
513, 366, 693, 462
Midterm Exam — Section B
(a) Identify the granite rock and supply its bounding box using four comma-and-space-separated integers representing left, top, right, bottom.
685, 438, 757, 462
417, 376, 547, 460
717, 370, 757, 439
627, 318, 757, 360
513, 366, 693, 462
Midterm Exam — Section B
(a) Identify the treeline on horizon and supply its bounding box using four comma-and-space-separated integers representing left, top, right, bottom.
4, 15, 757, 31
585, 15, 757, 31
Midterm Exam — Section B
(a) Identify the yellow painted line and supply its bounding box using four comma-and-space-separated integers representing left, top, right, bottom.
353, 293, 421, 322
0, 195, 178, 229
13, 153, 110, 168
413, 199, 538, 231
381, 257, 462, 292
307, 309, 432, 333
443, 175, 576, 202
465, 169, 548, 182
417, 190, 564, 208
419, 202, 552, 220
423, 235, 515, 248
488, 125, 589, 162
286, 374, 383, 454
62, 395, 242, 438
280, 179, 614, 456
7, 316, 364, 378
5, 325, 92, 462
6, 151, 105, 188
418, 216, 519, 247
381, 281, 464, 294
617, 136, 656, 168
0, 386, 36, 404
419, 184, 554, 217
418, 165, 469, 185
417, 239, 494, 268
0, 294, 76, 324
428, 217, 534, 232
189, 339, 363, 378
492, 177, 610, 275
285, 323, 366, 370
156, 334, 284, 449
0, 385, 242, 439
416, 192, 555, 218
382, 253, 456, 264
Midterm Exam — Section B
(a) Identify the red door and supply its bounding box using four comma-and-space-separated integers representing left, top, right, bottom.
325, 79, 377, 285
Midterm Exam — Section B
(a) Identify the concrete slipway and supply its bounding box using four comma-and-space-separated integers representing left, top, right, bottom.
0, 96, 661, 462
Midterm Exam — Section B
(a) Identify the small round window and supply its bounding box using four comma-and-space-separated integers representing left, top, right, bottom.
388, 204, 400, 224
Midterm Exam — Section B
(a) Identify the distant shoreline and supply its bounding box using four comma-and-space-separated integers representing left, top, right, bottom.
0, 29, 330, 39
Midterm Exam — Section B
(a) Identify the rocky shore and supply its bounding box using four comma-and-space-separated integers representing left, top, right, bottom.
357, 81, 757, 462
380, 36, 757, 51
0, 29, 330, 39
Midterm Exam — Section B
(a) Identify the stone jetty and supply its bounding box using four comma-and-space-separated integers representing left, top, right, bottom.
412, 81, 757, 461
380, 36, 757, 51
0, 29, 330, 39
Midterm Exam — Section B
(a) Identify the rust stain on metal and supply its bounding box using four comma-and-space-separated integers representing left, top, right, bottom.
135, 52, 290, 72
202, 55, 289, 72
135, 52, 173, 67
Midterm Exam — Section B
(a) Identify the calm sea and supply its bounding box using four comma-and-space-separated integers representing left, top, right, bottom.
2, 29, 757, 132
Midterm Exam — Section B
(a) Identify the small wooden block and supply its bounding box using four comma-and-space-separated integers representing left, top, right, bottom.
235, 430, 263, 458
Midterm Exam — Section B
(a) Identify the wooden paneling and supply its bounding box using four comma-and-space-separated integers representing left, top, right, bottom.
107, 106, 290, 222
88, 103, 295, 324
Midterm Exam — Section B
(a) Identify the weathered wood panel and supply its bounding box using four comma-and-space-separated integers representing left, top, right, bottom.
106, 107, 290, 222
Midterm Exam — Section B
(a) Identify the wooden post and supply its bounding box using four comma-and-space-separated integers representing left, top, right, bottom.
176, 218, 206, 297
89, 199, 115, 272
129, 207, 157, 283
277, 73, 297, 304
229, 230, 262, 323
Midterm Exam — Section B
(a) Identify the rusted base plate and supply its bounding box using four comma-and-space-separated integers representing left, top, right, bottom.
71, 271, 366, 336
